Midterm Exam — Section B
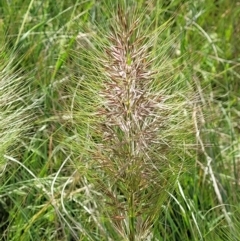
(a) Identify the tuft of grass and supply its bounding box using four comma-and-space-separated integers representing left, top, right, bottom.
0, 0, 239, 240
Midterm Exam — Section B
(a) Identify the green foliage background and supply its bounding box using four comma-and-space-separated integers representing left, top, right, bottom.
0, 0, 239, 240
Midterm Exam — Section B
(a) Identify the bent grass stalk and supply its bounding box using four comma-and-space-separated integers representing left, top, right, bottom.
71, 4, 195, 240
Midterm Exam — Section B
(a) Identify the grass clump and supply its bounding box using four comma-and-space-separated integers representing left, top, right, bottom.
0, 0, 240, 240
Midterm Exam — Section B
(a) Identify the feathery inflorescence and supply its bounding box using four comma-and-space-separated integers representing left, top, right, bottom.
73, 5, 195, 240
0, 49, 36, 155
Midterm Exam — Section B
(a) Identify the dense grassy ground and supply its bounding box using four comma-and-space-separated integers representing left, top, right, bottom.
0, 0, 240, 240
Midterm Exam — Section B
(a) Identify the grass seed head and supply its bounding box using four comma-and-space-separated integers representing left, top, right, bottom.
72, 4, 196, 239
